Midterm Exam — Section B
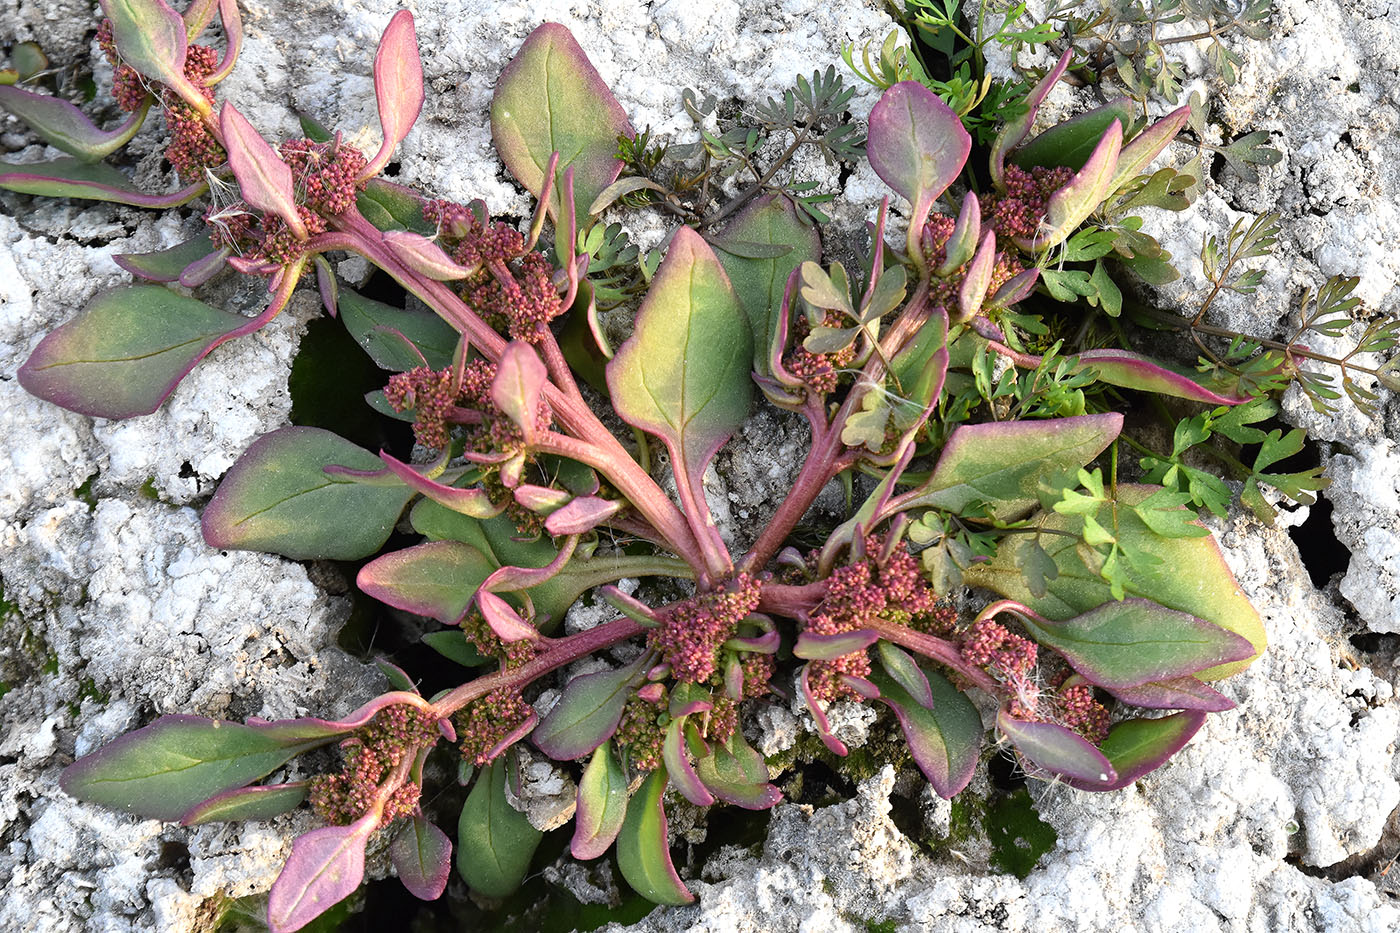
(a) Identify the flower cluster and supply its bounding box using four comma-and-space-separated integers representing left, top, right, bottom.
460, 608, 539, 667
614, 693, 665, 771
784, 309, 857, 396
982, 164, 1074, 242
1056, 681, 1111, 743
649, 574, 762, 684
95, 20, 148, 112
384, 357, 549, 463
804, 540, 938, 702
279, 138, 368, 215
922, 212, 1027, 320
959, 617, 1039, 716
455, 687, 533, 765
308, 704, 440, 826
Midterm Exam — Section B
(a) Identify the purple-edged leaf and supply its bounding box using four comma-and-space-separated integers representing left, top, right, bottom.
59, 715, 328, 820
202, 427, 414, 560
956, 230, 996, 322
358, 541, 495, 624
694, 731, 782, 810
711, 192, 821, 374
965, 484, 1266, 679
206, 0, 243, 85
100, 0, 188, 92
390, 814, 452, 901
544, 496, 625, 535
0, 85, 148, 161
456, 758, 543, 898
1013, 97, 1135, 172
997, 710, 1117, 786
180, 246, 228, 286
607, 226, 751, 491
382, 230, 476, 280
867, 81, 970, 230
1109, 105, 1191, 194
492, 341, 548, 441
114, 234, 218, 282
1104, 676, 1234, 712
376, 451, 503, 519
18, 284, 247, 419
991, 48, 1071, 187
617, 767, 694, 905
663, 719, 714, 806
989, 268, 1039, 308
514, 484, 571, 513
572, 741, 628, 860
1015, 598, 1255, 688
249, 693, 432, 745
1062, 711, 1207, 791
492, 23, 632, 222
911, 413, 1122, 519
367, 10, 424, 178
267, 813, 374, 933
799, 665, 847, 756
868, 665, 981, 798
935, 191, 980, 277
0, 157, 205, 206
668, 682, 713, 719
180, 782, 308, 825
532, 654, 648, 759
477, 591, 538, 642
1023, 121, 1122, 252
357, 177, 435, 234
875, 641, 933, 709
793, 629, 879, 661
1073, 349, 1252, 404
220, 103, 303, 237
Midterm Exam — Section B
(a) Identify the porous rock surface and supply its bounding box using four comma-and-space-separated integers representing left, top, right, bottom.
0, 2, 1396, 933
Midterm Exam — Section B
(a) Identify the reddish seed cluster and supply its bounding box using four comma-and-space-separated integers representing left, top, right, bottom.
741, 652, 776, 698
981, 164, 1074, 242
161, 45, 225, 178
423, 200, 526, 268
614, 694, 665, 772
467, 252, 565, 344
455, 687, 533, 765
460, 608, 538, 667
1057, 682, 1111, 744
649, 575, 762, 684
384, 366, 457, 449
705, 696, 739, 745
805, 540, 939, 703
279, 138, 369, 215
784, 310, 857, 396
96, 21, 148, 112
960, 618, 1037, 679
921, 212, 1028, 320
920, 214, 957, 271
308, 704, 440, 826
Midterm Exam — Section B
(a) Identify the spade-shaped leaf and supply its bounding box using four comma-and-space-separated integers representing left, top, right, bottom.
607, 226, 752, 491
492, 23, 632, 222
532, 654, 648, 760
203, 427, 414, 560
997, 710, 1117, 786
60, 715, 327, 821
711, 193, 821, 373
221, 103, 303, 236
866, 81, 970, 227
367, 10, 424, 178
1061, 711, 1207, 791
571, 741, 629, 860
100, 0, 189, 93
390, 814, 453, 901
18, 284, 248, 418
267, 813, 375, 933
868, 665, 981, 798
358, 541, 496, 623
456, 758, 543, 898
616, 767, 694, 905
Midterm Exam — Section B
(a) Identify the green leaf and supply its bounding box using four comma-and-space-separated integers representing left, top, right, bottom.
964, 485, 1266, 678
356, 178, 433, 234
607, 227, 752, 488
616, 767, 694, 905
1012, 98, 1135, 171
456, 758, 543, 898
338, 286, 458, 371
390, 814, 453, 901
571, 741, 629, 860
907, 414, 1122, 519
202, 427, 414, 560
0, 85, 148, 162
532, 654, 648, 760
491, 23, 632, 222
18, 284, 247, 419
693, 731, 782, 810
179, 782, 309, 825
868, 665, 982, 798
114, 234, 219, 283
1064, 711, 1206, 790
712, 193, 821, 374
60, 715, 324, 820
422, 630, 492, 667
357, 541, 496, 623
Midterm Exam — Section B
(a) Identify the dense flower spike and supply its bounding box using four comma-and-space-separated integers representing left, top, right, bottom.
161, 45, 224, 177
614, 694, 666, 772
455, 688, 533, 765
279, 138, 370, 214
981, 164, 1074, 241
649, 575, 762, 684
308, 704, 440, 826
96, 19, 148, 112
1057, 682, 1112, 744
785, 309, 858, 396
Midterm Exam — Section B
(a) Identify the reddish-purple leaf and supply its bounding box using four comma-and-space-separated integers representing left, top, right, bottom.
514, 484, 572, 513
0, 157, 205, 206
998, 709, 1118, 786
100, 0, 191, 97
114, 234, 219, 282
991, 48, 1072, 187
875, 641, 933, 709
533, 654, 649, 760
867, 81, 970, 233
1062, 711, 1207, 791
206, 0, 243, 85
663, 720, 714, 806
616, 767, 694, 905
956, 230, 996, 321
358, 540, 496, 623
179, 782, 309, 826
1073, 349, 1252, 404
0, 85, 149, 161
1022, 121, 1122, 252
491, 341, 549, 441
220, 102, 304, 238
267, 813, 375, 933
867, 666, 981, 798
179, 246, 228, 286
365, 10, 424, 179
572, 742, 629, 859
376, 450, 504, 519
382, 230, 477, 279
491, 23, 632, 222
477, 590, 539, 642
1014, 598, 1256, 688
390, 814, 453, 901
792, 629, 879, 661
800, 664, 847, 756
1109, 104, 1191, 194
544, 496, 625, 535
935, 191, 981, 276
988, 268, 1039, 308
1104, 676, 1235, 712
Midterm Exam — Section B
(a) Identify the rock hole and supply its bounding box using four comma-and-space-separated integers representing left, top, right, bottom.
1287, 497, 1350, 589
178, 461, 195, 479
383, 160, 402, 178
158, 840, 190, 873
358, 268, 408, 308
987, 746, 1025, 792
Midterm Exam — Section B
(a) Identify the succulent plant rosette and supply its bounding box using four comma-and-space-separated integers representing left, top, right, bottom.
1, 3, 1282, 930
